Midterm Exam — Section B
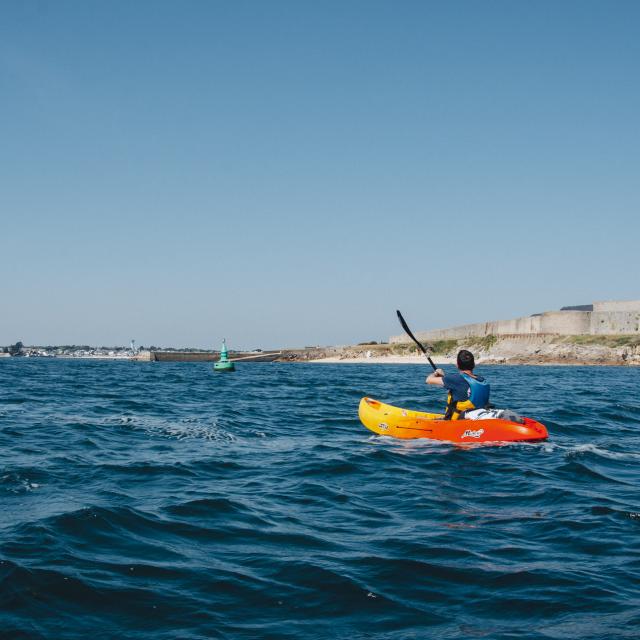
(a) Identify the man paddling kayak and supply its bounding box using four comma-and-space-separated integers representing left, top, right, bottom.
426, 349, 490, 420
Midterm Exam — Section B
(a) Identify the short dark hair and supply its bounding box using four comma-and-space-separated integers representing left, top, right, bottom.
457, 349, 475, 371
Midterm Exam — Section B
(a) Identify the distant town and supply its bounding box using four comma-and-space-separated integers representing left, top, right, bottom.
0, 341, 215, 359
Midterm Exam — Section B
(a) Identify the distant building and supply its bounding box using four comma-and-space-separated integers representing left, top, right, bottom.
389, 300, 640, 343
560, 304, 594, 312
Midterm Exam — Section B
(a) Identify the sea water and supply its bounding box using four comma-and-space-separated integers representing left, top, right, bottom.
1, 360, 639, 639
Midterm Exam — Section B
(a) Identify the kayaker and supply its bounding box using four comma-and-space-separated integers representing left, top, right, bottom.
426, 349, 490, 420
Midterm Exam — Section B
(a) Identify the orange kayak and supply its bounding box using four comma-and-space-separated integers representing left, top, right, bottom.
358, 397, 548, 444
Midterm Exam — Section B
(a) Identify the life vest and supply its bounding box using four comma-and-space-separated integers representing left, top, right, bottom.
444, 373, 490, 420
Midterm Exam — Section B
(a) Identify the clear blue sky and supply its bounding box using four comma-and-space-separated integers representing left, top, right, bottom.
1, 1, 638, 349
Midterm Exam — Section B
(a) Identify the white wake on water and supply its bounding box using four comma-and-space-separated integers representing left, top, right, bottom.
116, 415, 237, 442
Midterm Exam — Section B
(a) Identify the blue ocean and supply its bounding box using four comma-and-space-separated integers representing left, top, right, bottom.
1, 360, 639, 639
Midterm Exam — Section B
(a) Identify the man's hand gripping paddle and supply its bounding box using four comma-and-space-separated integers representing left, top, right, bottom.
396, 310, 437, 372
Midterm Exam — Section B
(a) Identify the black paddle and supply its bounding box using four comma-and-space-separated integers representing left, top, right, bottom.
396, 310, 437, 372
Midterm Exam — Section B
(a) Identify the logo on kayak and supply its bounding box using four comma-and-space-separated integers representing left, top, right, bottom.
461, 428, 485, 439
378, 422, 389, 431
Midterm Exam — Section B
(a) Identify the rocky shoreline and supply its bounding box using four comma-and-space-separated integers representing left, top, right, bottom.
290, 335, 640, 366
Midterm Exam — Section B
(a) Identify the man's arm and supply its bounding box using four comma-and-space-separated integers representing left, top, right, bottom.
426, 368, 445, 386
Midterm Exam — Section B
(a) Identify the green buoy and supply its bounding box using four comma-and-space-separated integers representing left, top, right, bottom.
213, 339, 235, 372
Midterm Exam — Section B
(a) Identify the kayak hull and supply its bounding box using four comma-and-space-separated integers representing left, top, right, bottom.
358, 397, 548, 444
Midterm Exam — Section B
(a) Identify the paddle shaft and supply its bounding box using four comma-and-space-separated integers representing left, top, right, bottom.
396, 310, 437, 372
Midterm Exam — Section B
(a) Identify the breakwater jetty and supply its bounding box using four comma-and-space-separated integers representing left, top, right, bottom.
390, 300, 640, 343
132, 350, 283, 362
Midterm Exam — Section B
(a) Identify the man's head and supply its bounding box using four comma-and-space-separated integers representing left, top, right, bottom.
456, 349, 475, 371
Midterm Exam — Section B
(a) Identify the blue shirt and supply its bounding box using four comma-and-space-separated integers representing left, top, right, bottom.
442, 372, 471, 402
442, 372, 487, 402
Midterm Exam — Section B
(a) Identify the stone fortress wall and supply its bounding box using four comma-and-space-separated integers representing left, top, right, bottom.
390, 300, 640, 343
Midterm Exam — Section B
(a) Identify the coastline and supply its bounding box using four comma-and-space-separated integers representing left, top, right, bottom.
301, 335, 640, 367
308, 356, 638, 366
5, 333, 640, 366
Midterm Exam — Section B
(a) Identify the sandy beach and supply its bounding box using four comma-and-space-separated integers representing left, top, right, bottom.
309, 354, 457, 365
